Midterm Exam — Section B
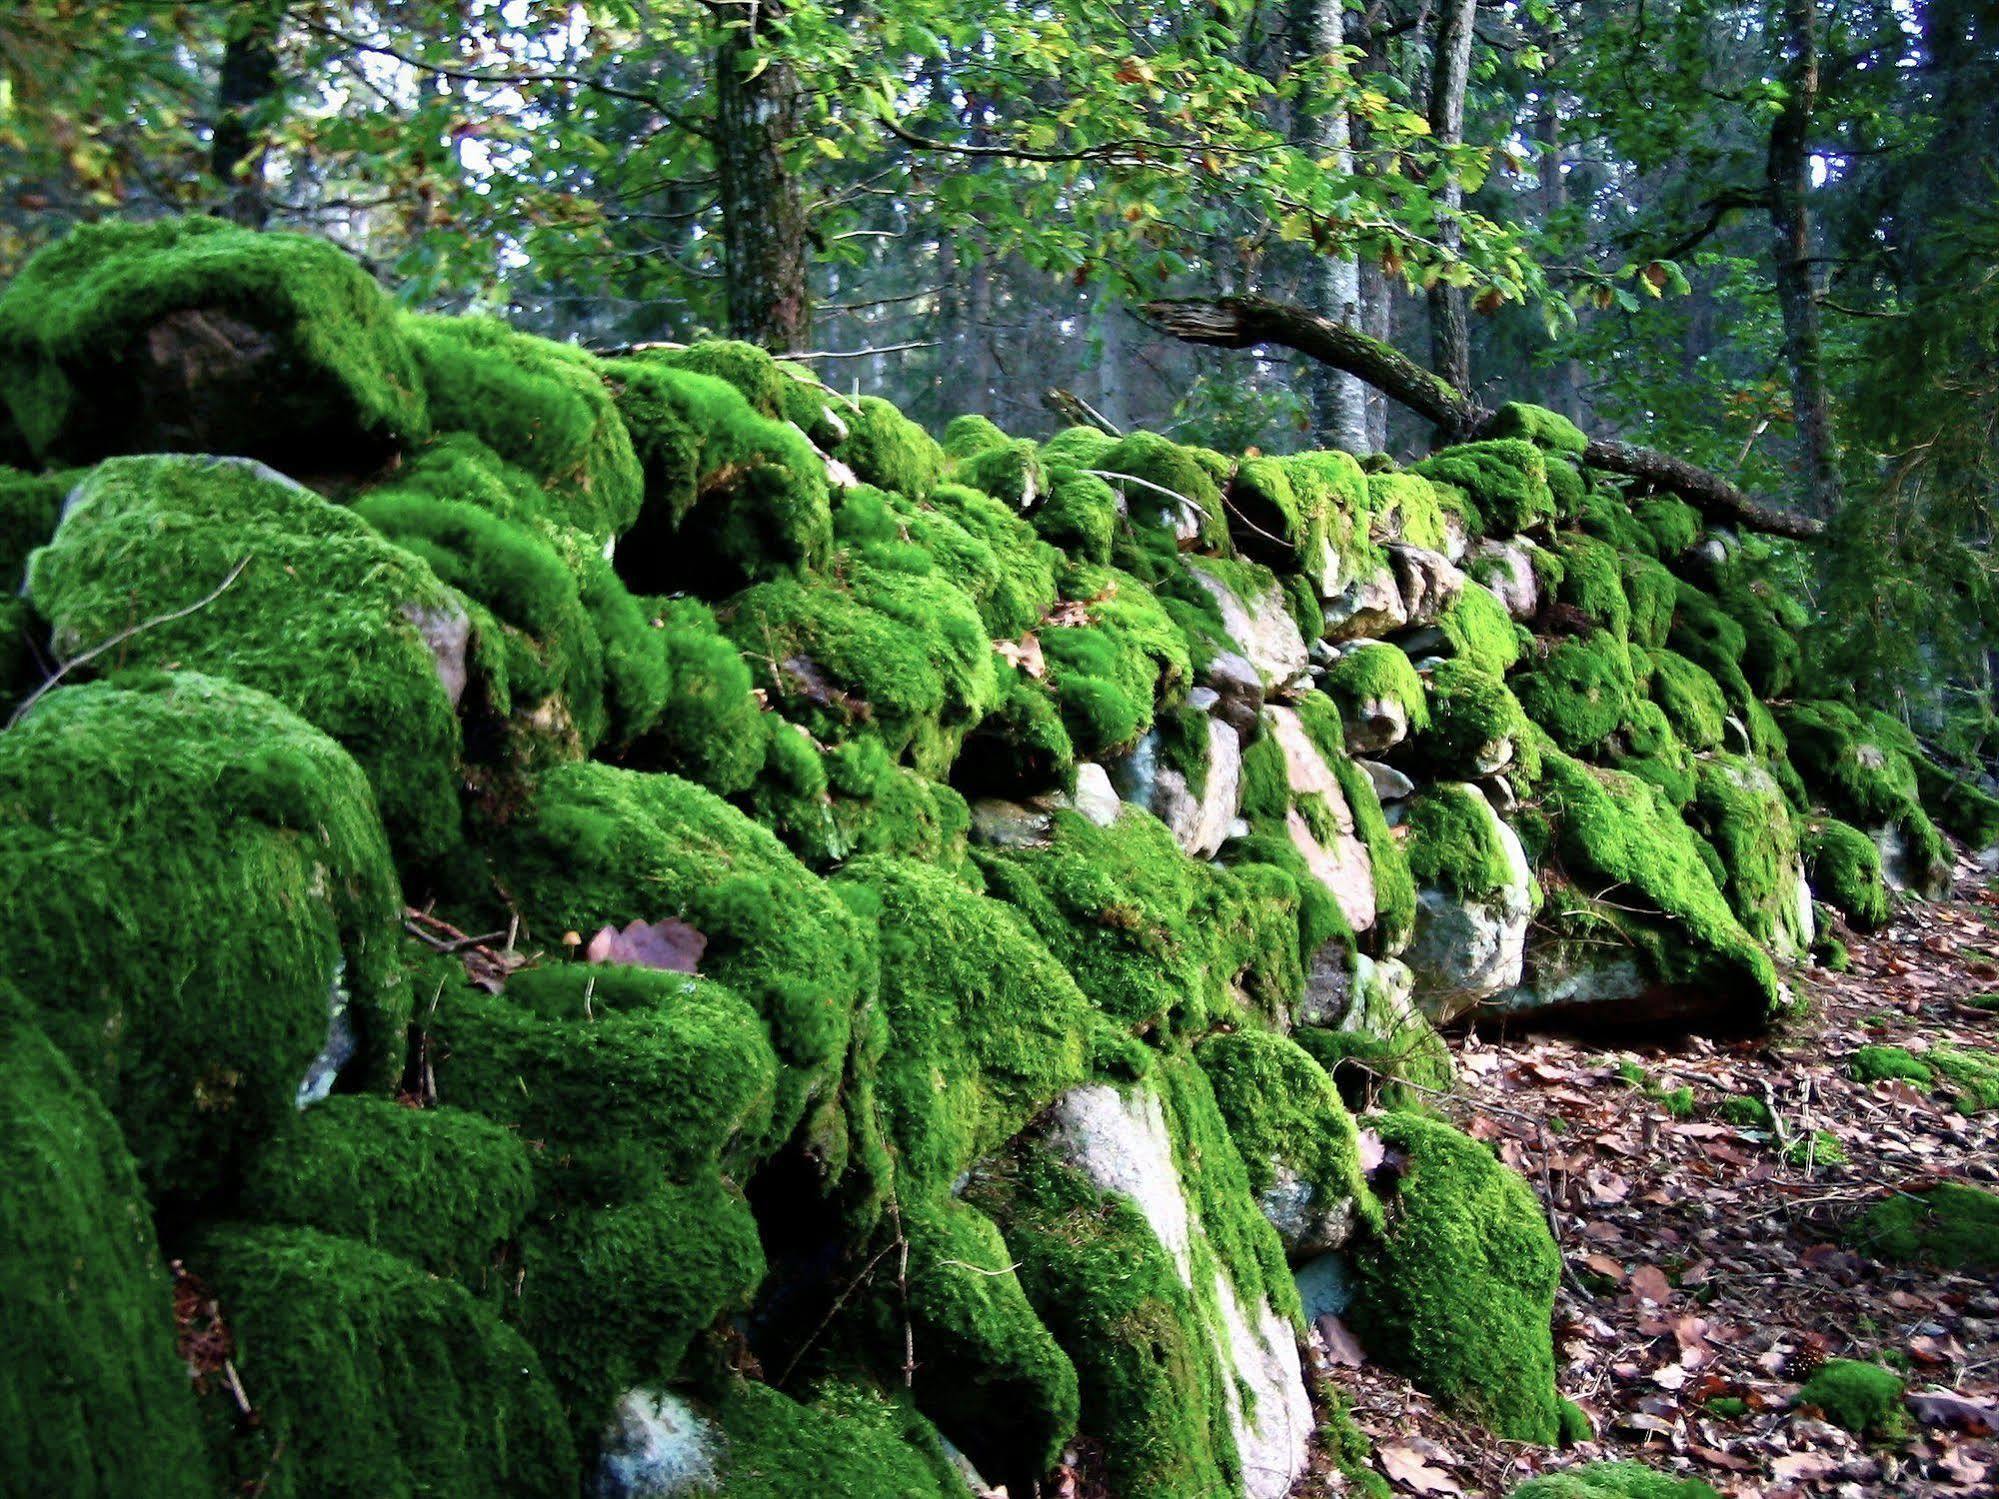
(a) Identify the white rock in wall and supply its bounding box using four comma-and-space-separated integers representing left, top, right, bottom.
1112, 719, 1244, 860
1466, 537, 1541, 622
1043, 1086, 1312, 1499
1386, 543, 1465, 627
1188, 563, 1312, 699
1263, 704, 1343, 802
1404, 785, 1535, 1023
1065, 762, 1122, 828
591, 1388, 719, 1498
1286, 807, 1376, 935
1321, 566, 1407, 642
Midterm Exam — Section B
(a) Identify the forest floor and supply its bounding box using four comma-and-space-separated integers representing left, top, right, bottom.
1325, 857, 1999, 1499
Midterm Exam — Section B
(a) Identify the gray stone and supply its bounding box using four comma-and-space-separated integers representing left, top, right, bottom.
1065, 762, 1122, 828
1355, 757, 1415, 804
1202, 650, 1265, 739
591, 1388, 718, 1498
1188, 685, 1221, 714
1259, 1163, 1358, 1259
1322, 565, 1407, 642
1263, 704, 1342, 801
401, 601, 471, 706
1111, 721, 1243, 859
1404, 786, 1534, 1022
969, 798, 1053, 848
1466, 538, 1540, 621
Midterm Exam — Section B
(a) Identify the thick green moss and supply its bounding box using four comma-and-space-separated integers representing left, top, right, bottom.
1712, 570, 1802, 699
0, 673, 408, 1203
834, 395, 946, 497
1539, 751, 1780, 1018
967, 1146, 1243, 1499
1616, 699, 1697, 808
193, 1224, 577, 1498
1574, 489, 1653, 554
704, 1378, 964, 1497
838, 480, 1059, 638
1347, 1112, 1564, 1442
1849, 1182, 1999, 1273
723, 560, 997, 777
1802, 816, 1891, 929
491, 763, 872, 1164
1228, 449, 1369, 577
1634, 498, 1702, 557
1931, 1046, 1999, 1113
29, 455, 470, 862
1667, 582, 1754, 706
955, 436, 1047, 511
1778, 700, 1949, 892
1914, 755, 1999, 849
1795, 1359, 1907, 1440
1621, 554, 1678, 649
1851, 1045, 1934, 1086
0, 216, 425, 465
0, 1001, 213, 1496
1436, 580, 1523, 675
1414, 439, 1554, 534
1039, 561, 1192, 759
1409, 659, 1533, 782
1326, 642, 1430, 733
1097, 430, 1230, 552
1513, 632, 1638, 755
1335, 752, 1418, 953
1686, 755, 1807, 951
1040, 424, 1118, 469
1405, 783, 1520, 902
1034, 467, 1120, 564
1485, 401, 1589, 455
240, 1097, 532, 1285
627, 595, 766, 795
1549, 534, 1632, 639
942, 412, 1010, 459
408, 315, 641, 538
1648, 649, 1728, 751
1509, 1462, 1721, 1499
1197, 1029, 1381, 1244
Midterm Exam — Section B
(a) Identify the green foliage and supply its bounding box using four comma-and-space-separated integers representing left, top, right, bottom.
0, 216, 425, 465
0, 1001, 213, 1497
1347, 1112, 1564, 1443
192, 1224, 577, 1498
29, 455, 469, 863
0, 672, 407, 1203
1850, 1183, 1999, 1274
1795, 1359, 1908, 1441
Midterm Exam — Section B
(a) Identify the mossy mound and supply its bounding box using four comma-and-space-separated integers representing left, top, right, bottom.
0, 1001, 213, 1496
701, 1379, 964, 1497
1347, 1111, 1564, 1442
1686, 755, 1808, 952
1509, 1462, 1721, 1498
0, 216, 426, 467
1414, 438, 1554, 533
192, 1223, 577, 1497
1795, 1358, 1908, 1440
0, 672, 407, 1203
1849, 1182, 1999, 1273
1778, 701, 1950, 895
29, 454, 470, 862
1803, 816, 1892, 929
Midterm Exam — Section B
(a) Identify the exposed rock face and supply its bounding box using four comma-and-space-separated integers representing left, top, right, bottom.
1405, 788, 1535, 1022
1355, 757, 1415, 804
1189, 563, 1311, 699
1202, 650, 1266, 739
1065, 762, 1122, 827
1264, 703, 1344, 802
1112, 717, 1243, 859
1043, 1085, 1313, 1499
1322, 564, 1407, 641
592, 1389, 717, 1498
1387, 543, 1465, 627
1467, 537, 1540, 621
970, 798, 1054, 848
1287, 807, 1377, 934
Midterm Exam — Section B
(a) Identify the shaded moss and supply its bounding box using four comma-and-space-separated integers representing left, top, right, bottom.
1914, 755, 1999, 850
1849, 1182, 1999, 1274
1347, 1112, 1564, 1442
1039, 561, 1192, 759
240, 1097, 533, 1286
1336, 752, 1418, 954
1621, 554, 1678, 650
29, 455, 470, 863
0, 672, 408, 1204
956, 437, 1047, 510
1851, 1045, 1934, 1086
1778, 700, 1949, 892
835, 395, 946, 497
0, 216, 425, 466
1550, 534, 1632, 639
704, 1379, 964, 1497
1795, 1359, 1907, 1440
0, 464, 70, 589
1686, 755, 1807, 951
953, 665, 1076, 799
630, 595, 767, 795
1667, 582, 1754, 706
1033, 467, 1120, 564
1408, 659, 1533, 782
1803, 817, 1891, 930
193, 1224, 576, 1498
1634, 498, 1702, 557
0, 1001, 213, 1496
1414, 439, 1554, 534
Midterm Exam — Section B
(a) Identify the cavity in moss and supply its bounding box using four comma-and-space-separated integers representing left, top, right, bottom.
0, 1000, 213, 1496
0, 672, 407, 1205
29, 454, 470, 864
1347, 1111, 1564, 1443
192, 1224, 577, 1498
0, 215, 426, 466
1795, 1359, 1907, 1440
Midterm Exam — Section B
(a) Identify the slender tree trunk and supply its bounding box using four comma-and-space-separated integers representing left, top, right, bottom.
1358, 3, 1396, 452
1536, 71, 1585, 423
212, 3, 285, 227
1766, 0, 1842, 516
1290, 0, 1370, 453
1426, 0, 1477, 403
714, 0, 810, 351
1093, 293, 1130, 434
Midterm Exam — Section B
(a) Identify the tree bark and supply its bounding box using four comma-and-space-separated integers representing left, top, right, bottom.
212, 3, 285, 227
1536, 61, 1585, 424
1142, 292, 1825, 539
1425, 0, 1477, 399
1766, 0, 1842, 517
714, 0, 811, 351
1289, 0, 1371, 453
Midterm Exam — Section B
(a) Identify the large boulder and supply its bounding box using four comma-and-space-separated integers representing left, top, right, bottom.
1187, 561, 1311, 698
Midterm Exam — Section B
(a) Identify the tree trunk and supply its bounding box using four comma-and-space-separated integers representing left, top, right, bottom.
1290, 0, 1370, 453
1142, 292, 1826, 539
1766, 0, 1842, 517
714, 0, 811, 351
1536, 66, 1585, 424
212, 3, 285, 227
1425, 0, 1477, 401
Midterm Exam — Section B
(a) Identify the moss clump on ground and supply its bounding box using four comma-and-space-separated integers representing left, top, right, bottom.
193, 1224, 577, 1498
1849, 1182, 1999, 1273
1851, 1045, 1935, 1086
407, 315, 641, 539
1914, 755, 1999, 849
239, 1097, 534, 1285
1509, 1462, 1721, 1498
1802, 816, 1892, 929
0, 1001, 214, 1496
1930, 1046, 1999, 1113
1347, 1111, 1565, 1442
29, 455, 471, 863
0, 672, 407, 1204
491, 763, 871, 1162
0, 216, 426, 466
1795, 1358, 1908, 1440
